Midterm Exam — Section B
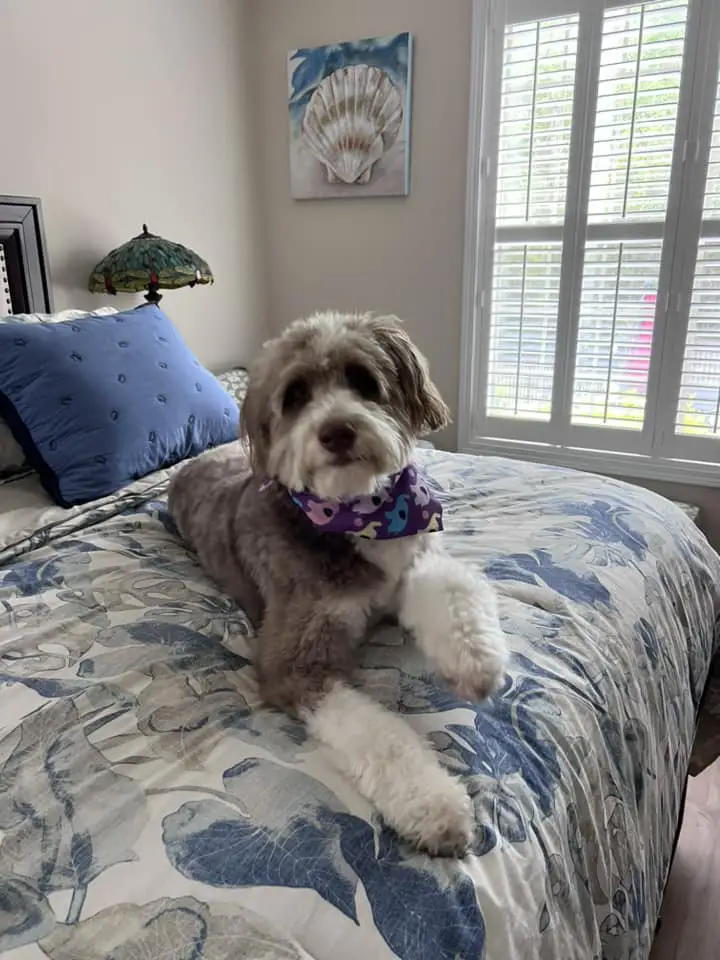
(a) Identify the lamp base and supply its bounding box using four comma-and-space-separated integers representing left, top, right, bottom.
145, 284, 162, 304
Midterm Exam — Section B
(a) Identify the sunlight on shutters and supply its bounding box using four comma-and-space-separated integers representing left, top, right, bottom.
495, 16, 578, 226
676, 65, 720, 437
571, 0, 688, 431
572, 242, 662, 428
587, 0, 688, 223
487, 14, 578, 421
488, 244, 562, 419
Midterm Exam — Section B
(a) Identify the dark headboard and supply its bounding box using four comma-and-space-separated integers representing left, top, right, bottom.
0, 196, 53, 315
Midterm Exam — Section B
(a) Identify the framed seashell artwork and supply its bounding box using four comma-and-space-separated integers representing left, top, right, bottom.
288, 33, 414, 199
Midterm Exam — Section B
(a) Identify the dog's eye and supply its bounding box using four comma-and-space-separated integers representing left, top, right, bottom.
282, 377, 311, 413
345, 364, 380, 401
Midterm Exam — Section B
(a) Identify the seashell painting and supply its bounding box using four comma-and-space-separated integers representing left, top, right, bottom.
288, 33, 413, 199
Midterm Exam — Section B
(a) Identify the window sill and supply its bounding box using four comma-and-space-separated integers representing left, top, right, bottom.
459, 435, 720, 489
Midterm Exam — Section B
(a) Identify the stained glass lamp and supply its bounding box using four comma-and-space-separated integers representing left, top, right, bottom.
88, 224, 213, 304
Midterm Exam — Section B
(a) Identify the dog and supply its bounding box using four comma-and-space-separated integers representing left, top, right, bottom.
168, 311, 508, 856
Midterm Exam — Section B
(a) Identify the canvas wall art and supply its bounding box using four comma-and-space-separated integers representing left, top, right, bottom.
287, 33, 414, 200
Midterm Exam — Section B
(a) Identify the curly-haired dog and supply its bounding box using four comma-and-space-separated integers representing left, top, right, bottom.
168, 312, 507, 856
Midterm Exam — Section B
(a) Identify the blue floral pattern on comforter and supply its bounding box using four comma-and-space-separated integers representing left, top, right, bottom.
0, 449, 718, 960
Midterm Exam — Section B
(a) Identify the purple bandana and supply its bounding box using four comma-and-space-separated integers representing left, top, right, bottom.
269, 464, 444, 539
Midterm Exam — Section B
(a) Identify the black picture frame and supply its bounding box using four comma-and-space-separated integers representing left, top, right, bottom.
0, 196, 53, 314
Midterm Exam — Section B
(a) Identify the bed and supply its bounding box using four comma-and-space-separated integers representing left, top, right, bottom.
1, 440, 719, 960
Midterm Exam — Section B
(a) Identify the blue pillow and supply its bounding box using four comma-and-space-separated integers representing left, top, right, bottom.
0, 304, 240, 506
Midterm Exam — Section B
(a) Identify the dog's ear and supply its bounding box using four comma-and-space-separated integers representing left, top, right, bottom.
369, 315, 451, 435
240, 371, 271, 474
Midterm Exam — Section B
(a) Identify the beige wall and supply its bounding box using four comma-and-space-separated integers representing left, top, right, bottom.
0, 0, 266, 372
249, 0, 472, 448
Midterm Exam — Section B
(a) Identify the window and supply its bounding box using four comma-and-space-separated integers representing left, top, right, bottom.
461, 0, 720, 484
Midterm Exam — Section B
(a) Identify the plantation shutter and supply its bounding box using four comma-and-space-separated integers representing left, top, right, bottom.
674, 59, 720, 439
570, 0, 688, 437
463, 0, 720, 481
486, 11, 579, 426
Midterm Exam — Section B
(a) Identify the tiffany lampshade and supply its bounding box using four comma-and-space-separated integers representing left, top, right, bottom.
88, 224, 213, 304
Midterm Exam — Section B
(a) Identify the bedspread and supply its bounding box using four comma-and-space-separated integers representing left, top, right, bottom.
1, 448, 718, 960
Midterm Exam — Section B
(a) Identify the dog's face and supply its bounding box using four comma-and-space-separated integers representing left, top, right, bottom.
242, 312, 450, 499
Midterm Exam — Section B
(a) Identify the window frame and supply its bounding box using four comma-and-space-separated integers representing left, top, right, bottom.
459, 0, 720, 487
652, 0, 720, 463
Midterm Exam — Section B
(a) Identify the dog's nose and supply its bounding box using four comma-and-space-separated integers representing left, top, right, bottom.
319, 421, 357, 456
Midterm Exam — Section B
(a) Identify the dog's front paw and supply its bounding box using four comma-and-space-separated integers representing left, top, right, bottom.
439, 647, 507, 702
394, 774, 474, 858
402, 552, 509, 705
440, 587, 509, 702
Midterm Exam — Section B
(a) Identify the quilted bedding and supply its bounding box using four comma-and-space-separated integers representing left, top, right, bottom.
0, 448, 718, 960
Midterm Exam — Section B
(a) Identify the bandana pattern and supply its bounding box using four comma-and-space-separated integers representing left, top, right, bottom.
271, 464, 444, 539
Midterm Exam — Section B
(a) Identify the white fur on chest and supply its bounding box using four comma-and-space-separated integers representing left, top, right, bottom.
355, 534, 429, 598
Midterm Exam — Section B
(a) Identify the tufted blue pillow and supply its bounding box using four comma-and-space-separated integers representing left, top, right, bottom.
0, 304, 240, 506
